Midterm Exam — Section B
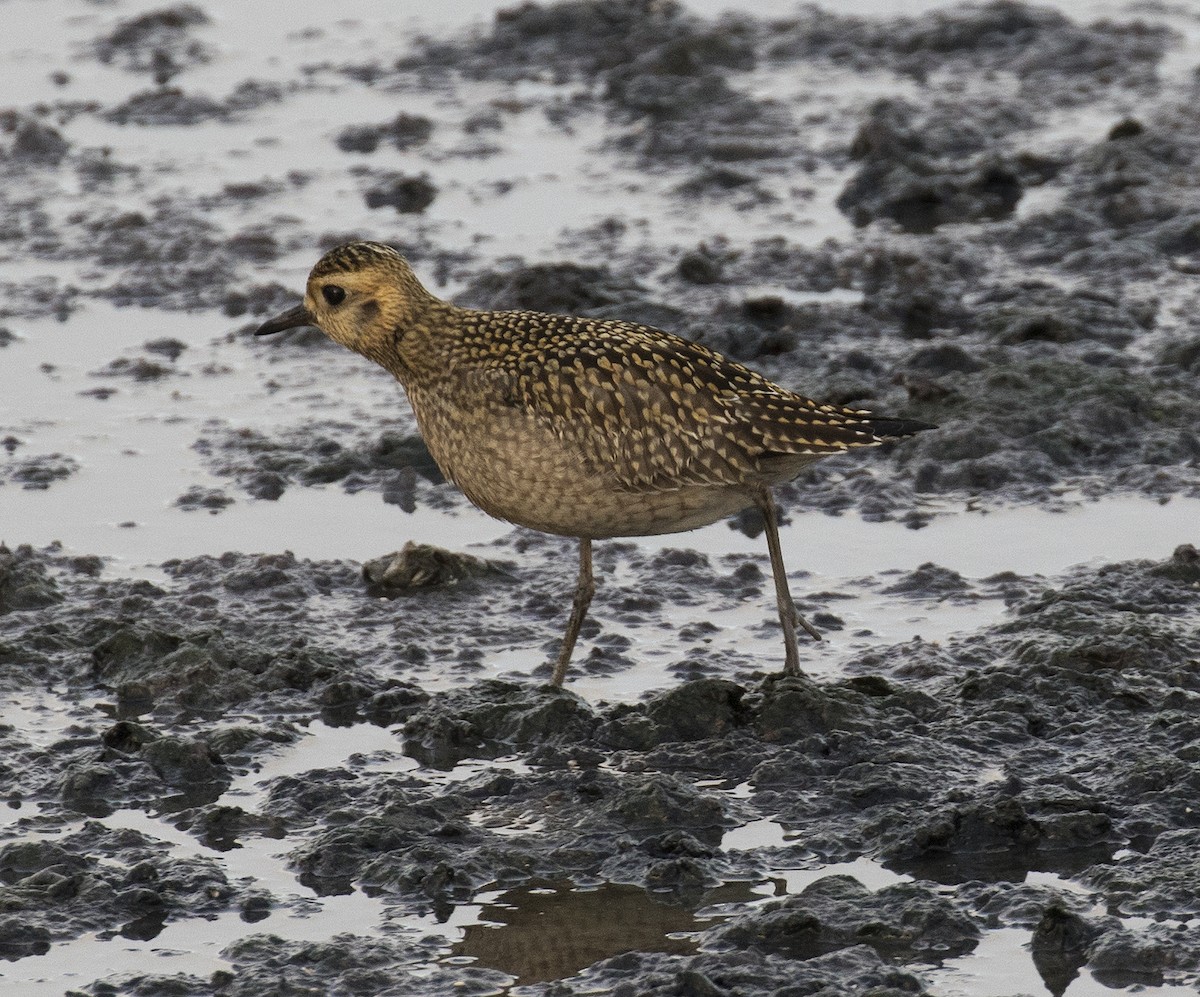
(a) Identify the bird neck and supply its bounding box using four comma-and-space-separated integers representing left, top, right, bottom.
377, 298, 464, 387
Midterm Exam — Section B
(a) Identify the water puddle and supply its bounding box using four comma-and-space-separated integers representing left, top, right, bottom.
449, 879, 764, 985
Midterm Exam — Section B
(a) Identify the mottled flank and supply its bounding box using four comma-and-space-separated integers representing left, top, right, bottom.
257, 242, 932, 683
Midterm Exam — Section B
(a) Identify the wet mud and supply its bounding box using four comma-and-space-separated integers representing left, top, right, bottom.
3, 541, 1199, 992
2, 0, 1200, 994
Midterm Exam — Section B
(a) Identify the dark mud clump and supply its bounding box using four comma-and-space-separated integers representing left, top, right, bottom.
362, 171, 438, 214
714, 875, 978, 961
412, 0, 746, 86
0, 452, 80, 490
91, 4, 213, 84
192, 424, 445, 508
336, 112, 434, 154
400, 680, 597, 768
59, 206, 251, 309
503, 945, 931, 996
458, 259, 661, 320
389, 0, 786, 165
174, 484, 234, 512
765, 2, 1173, 101
997, 95, 1200, 282
61, 719, 234, 817
1, 111, 71, 165
837, 98, 1024, 232
92, 355, 178, 382
0, 543, 63, 614
105, 87, 230, 126
899, 352, 1200, 501
92, 932, 509, 996
143, 336, 187, 361
0, 823, 246, 952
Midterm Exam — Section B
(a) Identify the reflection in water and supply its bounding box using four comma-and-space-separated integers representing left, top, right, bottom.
451, 880, 762, 984
886, 843, 1115, 888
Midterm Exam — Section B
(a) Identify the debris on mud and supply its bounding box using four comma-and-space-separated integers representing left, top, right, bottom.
363, 542, 510, 597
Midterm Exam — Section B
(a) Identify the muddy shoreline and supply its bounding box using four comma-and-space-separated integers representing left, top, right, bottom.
3, 1, 1200, 994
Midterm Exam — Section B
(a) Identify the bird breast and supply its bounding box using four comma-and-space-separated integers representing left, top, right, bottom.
403, 382, 760, 539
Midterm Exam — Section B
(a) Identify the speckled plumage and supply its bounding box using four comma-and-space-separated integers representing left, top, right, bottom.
257, 241, 933, 684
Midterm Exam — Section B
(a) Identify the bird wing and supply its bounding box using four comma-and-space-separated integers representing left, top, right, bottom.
458, 311, 883, 492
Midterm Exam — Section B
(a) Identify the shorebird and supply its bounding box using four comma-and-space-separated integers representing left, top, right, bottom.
256, 242, 932, 685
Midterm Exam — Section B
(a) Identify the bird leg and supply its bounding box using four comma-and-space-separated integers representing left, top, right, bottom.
753, 488, 821, 675
551, 538, 595, 687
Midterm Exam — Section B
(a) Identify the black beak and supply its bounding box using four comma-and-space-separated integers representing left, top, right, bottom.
255, 304, 315, 336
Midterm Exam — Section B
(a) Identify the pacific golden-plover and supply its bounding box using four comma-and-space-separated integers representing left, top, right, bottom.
256, 242, 932, 685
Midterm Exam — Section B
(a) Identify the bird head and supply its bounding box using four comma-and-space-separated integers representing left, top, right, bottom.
255, 242, 432, 359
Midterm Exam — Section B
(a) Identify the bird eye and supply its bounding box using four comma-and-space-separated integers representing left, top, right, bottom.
322, 285, 346, 306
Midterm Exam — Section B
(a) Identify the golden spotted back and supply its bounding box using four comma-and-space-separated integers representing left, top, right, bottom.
431, 309, 884, 493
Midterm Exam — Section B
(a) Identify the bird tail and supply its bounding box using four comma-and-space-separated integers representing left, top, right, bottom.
864, 416, 937, 441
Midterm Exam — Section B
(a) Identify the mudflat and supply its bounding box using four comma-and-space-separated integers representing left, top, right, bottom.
2, 2, 1199, 995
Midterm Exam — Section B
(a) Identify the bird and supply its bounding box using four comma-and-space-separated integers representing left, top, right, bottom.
255, 242, 933, 686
